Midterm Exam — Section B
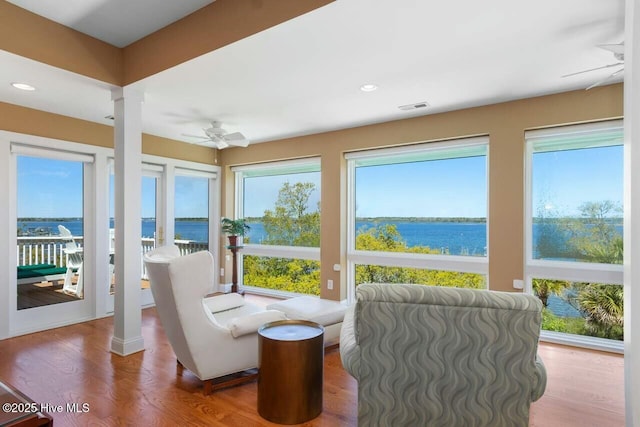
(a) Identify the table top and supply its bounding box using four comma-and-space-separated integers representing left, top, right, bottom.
0, 381, 49, 426
259, 319, 323, 341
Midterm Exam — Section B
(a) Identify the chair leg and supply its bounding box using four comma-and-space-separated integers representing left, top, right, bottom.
203, 380, 213, 395
176, 360, 184, 375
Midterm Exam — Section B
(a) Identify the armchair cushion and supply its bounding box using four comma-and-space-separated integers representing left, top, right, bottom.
227, 310, 287, 338
204, 293, 246, 313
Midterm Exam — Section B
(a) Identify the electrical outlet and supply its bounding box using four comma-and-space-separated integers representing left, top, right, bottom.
220, 268, 225, 277
513, 279, 524, 290
327, 279, 333, 290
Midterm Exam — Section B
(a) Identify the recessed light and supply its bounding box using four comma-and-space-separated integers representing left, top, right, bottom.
11, 82, 36, 91
360, 84, 378, 92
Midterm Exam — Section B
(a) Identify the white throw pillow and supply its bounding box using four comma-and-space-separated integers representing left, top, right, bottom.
227, 310, 287, 338
204, 293, 245, 313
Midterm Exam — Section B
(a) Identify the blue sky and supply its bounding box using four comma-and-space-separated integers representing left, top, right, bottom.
17, 146, 623, 219
18, 156, 209, 218
532, 145, 623, 217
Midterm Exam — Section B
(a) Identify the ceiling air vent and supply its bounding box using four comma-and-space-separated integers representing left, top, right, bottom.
398, 101, 429, 111
104, 115, 115, 120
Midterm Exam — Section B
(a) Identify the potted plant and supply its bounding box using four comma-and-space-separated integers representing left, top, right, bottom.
221, 217, 250, 247
221, 217, 250, 294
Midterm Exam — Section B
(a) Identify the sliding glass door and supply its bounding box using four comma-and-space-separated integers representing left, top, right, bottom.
13, 148, 93, 333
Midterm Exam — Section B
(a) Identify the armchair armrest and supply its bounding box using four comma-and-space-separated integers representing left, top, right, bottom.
339, 305, 360, 379
227, 310, 287, 338
531, 353, 547, 401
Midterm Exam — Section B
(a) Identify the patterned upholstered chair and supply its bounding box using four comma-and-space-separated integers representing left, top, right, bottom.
340, 283, 547, 427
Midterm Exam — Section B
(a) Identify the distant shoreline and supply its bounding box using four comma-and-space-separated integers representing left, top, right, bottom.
18, 216, 623, 225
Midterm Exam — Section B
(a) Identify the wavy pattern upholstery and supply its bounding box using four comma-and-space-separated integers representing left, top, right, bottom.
340, 283, 547, 427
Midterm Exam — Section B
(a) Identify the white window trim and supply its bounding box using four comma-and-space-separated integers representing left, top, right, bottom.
345, 137, 489, 303
233, 158, 321, 296
524, 120, 624, 353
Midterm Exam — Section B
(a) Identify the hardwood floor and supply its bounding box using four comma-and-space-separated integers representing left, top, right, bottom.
0, 304, 624, 426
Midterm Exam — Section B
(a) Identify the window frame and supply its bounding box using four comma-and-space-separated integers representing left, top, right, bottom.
345, 137, 490, 303
232, 158, 321, 297
524, 120, 624, 353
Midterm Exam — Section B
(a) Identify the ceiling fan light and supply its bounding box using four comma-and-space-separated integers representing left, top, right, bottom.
360, 83, 378, 92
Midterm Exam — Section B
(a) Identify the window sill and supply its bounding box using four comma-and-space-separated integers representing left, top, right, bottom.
540, 330, 623, 354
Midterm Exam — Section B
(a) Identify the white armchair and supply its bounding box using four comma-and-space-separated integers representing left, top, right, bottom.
143, 245, 286, 394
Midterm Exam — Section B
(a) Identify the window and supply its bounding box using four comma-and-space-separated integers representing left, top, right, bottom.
346, 137, 489, 299
525, 120, 623, 351
16, 154, 86, 309
174, 169, 213, 252
233, 159, 321, 296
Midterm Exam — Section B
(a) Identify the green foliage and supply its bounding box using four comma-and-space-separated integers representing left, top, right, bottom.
221, 217, 250, 236
535, 280, 624, 341
532, 278, 570, 307
354, 224, 484, 289
244, 255, 320, 295
244, 181, 321, 294
576, 283, 624, 340
262, 182, 320, 247
536, 200, 622, 263
541, 308, 586, 335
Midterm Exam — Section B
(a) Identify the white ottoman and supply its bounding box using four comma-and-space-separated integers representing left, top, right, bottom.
266, 296, 348, 346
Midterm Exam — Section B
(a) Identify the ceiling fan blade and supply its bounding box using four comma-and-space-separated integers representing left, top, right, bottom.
224, 132, 250, 147
215, 140, 229, 149
598, 42, 624, 55
562, 62, 624, 78
586, 68, 625, 90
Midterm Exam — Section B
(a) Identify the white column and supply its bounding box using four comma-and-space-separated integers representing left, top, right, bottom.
624, 0, 640, 424
110, 87, 145, 356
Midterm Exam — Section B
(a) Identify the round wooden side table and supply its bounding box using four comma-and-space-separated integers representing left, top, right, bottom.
258, 319, 324, 425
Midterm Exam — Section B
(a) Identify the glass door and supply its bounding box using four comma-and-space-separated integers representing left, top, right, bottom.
108, 164, 162, 310
14, 152, 92, 332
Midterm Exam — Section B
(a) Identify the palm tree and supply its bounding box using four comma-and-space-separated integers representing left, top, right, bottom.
578, 284, 623, 339
532, 278, 570, 307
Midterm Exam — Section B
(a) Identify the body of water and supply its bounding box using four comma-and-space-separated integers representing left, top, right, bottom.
17, 219, 622, 259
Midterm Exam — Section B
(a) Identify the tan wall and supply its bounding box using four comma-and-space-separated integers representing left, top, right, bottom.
0, 2, 123, 85
0, 102, 216, 164
220, 84, 624, 299
1, 0, 333, 86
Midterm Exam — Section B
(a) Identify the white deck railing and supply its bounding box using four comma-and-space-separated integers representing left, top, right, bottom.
17, 236, 209, 279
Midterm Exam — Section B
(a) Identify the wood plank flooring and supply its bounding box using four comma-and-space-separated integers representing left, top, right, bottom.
0, 303, 625, 426
17, 282, 79, 310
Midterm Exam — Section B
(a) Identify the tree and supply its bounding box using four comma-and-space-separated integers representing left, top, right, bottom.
577, 283, 624, 340
262, 182, 320, 247
244, 181, 321, 295
354, 224, 484, 289
535, 200, 623, 263
532, 278, 570, 307
570, 201, 623, 264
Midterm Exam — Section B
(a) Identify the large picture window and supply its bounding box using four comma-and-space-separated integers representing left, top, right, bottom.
233, 159, 321, 296
525, 120, 623, 351
346, 137, 489, 299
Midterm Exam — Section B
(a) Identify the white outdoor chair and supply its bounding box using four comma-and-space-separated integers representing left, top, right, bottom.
58, 225, 84, 298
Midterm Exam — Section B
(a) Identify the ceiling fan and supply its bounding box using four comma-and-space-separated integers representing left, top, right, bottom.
182, 121, 250, 149
562, 41, 624, 90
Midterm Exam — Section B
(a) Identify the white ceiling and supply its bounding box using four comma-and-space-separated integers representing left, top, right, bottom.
6, 0, 215, 48
1, 0, 626, 147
